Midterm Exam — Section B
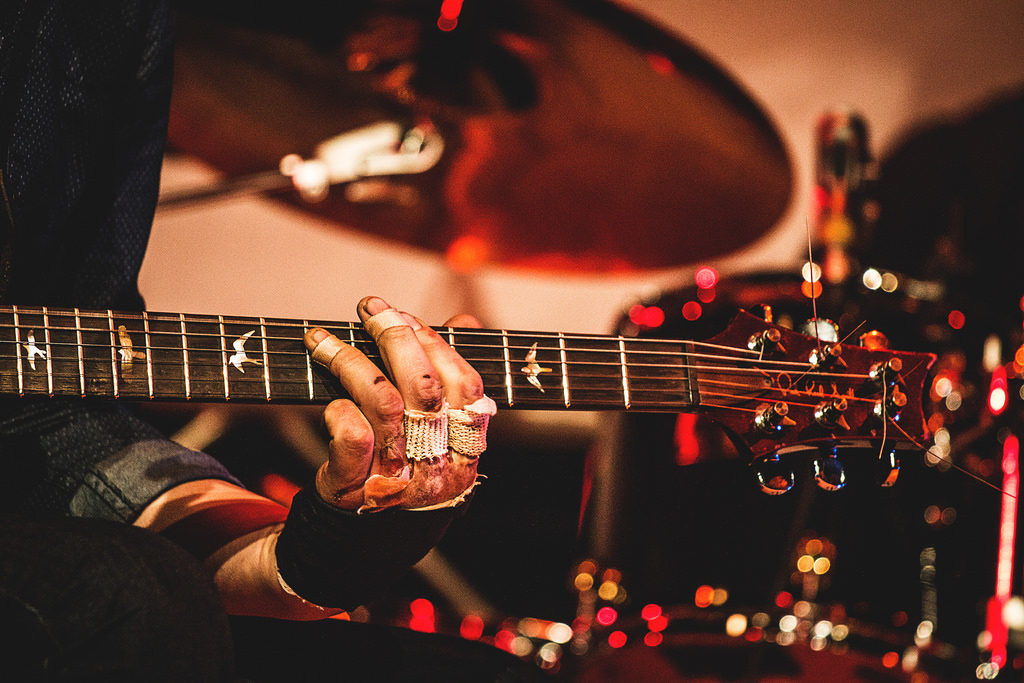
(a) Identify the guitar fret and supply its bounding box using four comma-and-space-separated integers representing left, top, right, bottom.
218, 315, 230, 400
42, 306, 54, 396
619, 336, 630, 410
107, 310, 119, 398
501, 330, 513, 407
74, 308, 85, 397
304, 319, 314, 400
12, 305, 23, 396
558, 332, 570, 408
142, 311, 155, 399
259, 317, 271, 401
180, 314, 191, 400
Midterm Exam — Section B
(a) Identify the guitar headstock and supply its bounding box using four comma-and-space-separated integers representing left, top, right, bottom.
698, 311, 936, 493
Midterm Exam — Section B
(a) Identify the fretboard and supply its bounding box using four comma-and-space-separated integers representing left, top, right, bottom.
0, 306, 699, 412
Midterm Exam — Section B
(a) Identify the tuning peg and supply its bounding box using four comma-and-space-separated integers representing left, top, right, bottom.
747, 327, 786, 355
755, 402, 796, 434
813, 449, 846, 491
814, 398, 850, 431
808, 343, 846, 370
878, 449, 900, 488
869, 357, 903, 388
800, 318, 839, 343
872, 388, 908, 420
753, 453, 795, 495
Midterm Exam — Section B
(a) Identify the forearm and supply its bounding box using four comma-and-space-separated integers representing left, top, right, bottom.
204, 525, 345, 621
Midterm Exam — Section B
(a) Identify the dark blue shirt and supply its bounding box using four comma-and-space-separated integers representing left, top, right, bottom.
0, 1, 238, 520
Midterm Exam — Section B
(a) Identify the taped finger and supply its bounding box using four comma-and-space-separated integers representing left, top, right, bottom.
448, 395, 497, 458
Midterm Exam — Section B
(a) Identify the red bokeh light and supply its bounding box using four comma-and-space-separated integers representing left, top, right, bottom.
775, 591, 793, 609
695, 266, 718, 289
494, 629, 515, 652
682, 301, 702, 321
644, 631, 663, 647
410, 598, 434, 619
437, 0, 463, 31
596, 607, 618, 626
608, 631, 628, 649
947, 309, 966, 330
641, 604, 663, 621
460, 615, 485, 640
648, 615, 669, 633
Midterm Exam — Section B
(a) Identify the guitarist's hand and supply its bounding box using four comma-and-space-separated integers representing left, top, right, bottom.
304, 296, 495, 511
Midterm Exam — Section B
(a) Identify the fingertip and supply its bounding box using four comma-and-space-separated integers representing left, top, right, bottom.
358, 296, 391, 319
305, 326, 329, 348
444, 313, 482, 329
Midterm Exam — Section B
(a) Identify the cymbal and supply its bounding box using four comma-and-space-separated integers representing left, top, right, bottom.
167, 1, 792, 272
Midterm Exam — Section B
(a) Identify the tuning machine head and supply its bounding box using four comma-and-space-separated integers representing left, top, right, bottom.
869, 357, 903, 388
814, 398, 850, 431
808, 342, 846, 370
748, 327, 786, 355
873, 388, 908, 420
755, 402, 796, 434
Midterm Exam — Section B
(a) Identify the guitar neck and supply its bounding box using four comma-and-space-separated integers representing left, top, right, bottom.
0, 306, 699, 412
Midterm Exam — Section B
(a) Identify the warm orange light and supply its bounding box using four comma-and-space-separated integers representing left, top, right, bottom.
695, 584, 715, 608
446, 235, 489, 272
646, 53, 675, 76
882, 651, 900, 668
801, 280, 823, 299
258, 473, 300, 506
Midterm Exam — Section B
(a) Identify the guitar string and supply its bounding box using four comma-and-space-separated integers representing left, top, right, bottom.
0, 313, 820, 358
0, 328, 881, 378
0, 346, 879, 387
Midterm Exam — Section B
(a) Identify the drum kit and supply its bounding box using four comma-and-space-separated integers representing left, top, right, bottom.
163, 1, 1022, 680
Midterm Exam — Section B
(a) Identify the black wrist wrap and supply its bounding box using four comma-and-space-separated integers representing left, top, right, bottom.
275, 485, 462, 609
